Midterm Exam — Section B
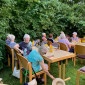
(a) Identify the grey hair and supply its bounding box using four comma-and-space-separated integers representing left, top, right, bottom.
7, 34, 11, 38
61, 31, 64, 34
60, 34, 66, 39
23, 34, 30, 39
38, 45, 48, 55
9, 34, 15, 41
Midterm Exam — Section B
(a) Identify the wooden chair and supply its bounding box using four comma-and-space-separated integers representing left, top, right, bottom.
74, 45, 85, 64
76, 66, 85, 85
47, 40, 52, 46
81, 38, 85, 43
57, 42, 68, 64
57, 42, 68, 51
17, 53, 47, 85
13, 47, 20, 69
5, 44, 14, 71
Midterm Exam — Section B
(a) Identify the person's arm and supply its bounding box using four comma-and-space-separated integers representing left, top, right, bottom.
39, 60, 55, 80
77, 37, 79, 42
29, 42, 33, 50
71, 37, 73, 42
14, 44, 23, 54
67, 39, 71, 49
68, 44, 71, 49
17, 48, 23, 54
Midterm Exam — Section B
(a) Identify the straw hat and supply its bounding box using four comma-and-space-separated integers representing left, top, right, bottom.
52, 78, 65, 85
0, 84, 8, 85
28, 79, 37, 85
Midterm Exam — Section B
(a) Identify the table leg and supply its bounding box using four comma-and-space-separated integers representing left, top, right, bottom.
72, 58, 74, 61
66, 59, 68, 64
76, 70, 80, 85
81, 59, 83, 64
58, 62, 59, 68
63, 60, 71, 81
63, 60, 65, 80
48, 62, 50, 70
59, 61, 61, 78
74, 57, 75, 67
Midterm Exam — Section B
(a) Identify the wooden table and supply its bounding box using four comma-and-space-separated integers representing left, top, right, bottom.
43, 49, 76, 81
70, 42, 85, 47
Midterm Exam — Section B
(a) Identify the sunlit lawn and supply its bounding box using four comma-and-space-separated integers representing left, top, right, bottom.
0, 59, 85, 85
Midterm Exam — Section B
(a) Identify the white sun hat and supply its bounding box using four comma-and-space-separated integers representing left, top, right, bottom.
42, 33, 46, 36
73, 32, 77, 35
28, 79, 37, 85
52, 78, 65, 85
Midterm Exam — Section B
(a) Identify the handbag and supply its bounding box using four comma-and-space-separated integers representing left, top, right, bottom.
12, 66, 20, 79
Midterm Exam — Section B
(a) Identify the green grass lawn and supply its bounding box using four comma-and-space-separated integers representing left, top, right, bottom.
0, 59, 85, 85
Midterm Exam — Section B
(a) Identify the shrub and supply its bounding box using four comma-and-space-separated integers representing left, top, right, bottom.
0, 0, 85, 69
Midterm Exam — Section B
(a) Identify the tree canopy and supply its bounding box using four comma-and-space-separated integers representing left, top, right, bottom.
0, 0, 85, 69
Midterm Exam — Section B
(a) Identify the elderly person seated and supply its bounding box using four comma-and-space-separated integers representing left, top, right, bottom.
26, 45, 55, 82
42, 33, 47, 41
41, 33, 47, 45
19, 34, 32, 58
8, 34, 23, 53
71, 32, 79, 42
61, 31, 65, 35
47, 33, 54, 43
9, 34, 17, 48
58, 34, 73, 52
57, 32, 65, 41
5, 34, 11, 45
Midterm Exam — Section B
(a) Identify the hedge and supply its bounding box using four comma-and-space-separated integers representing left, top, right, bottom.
0, 0, 85, 69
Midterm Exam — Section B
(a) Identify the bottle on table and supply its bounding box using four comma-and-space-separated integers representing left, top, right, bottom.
32, 40, 35, 46
50, 44, 53, 53
79, 39, 81, 45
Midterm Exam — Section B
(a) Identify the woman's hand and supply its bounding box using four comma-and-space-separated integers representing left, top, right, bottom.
50, 75, 56, 80
20, 50, 23, 54
39, 60, 55, 80
32, 46, 35, 50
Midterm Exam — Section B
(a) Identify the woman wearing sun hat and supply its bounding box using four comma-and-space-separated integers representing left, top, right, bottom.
71, 32, 79, 42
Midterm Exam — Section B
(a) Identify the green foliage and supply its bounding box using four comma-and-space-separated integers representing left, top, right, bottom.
0, 0, 85, 69
60, 0, 85, 5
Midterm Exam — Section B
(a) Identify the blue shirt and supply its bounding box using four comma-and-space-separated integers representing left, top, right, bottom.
27, 50, 43, 72
6, 39, 10, 45
9, 42, 17, 48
